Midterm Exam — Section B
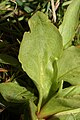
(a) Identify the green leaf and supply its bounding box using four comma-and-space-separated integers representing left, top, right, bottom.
29, 101, 38, 120
0, 82, 36, 103
0, 54, 20, 67
18, 11, 63, 111
59, 0, 80, 48
49, 110, 80, 120
16, 0, 33, 13
57, 46, 80, 85
38, 85, 80, 119
62, 0, 72, 7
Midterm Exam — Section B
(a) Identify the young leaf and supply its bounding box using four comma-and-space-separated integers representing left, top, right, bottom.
0, 54, 20, 68
18, 11, 63, 111
57, 46, 80, 85
38, 85, 80, 119
59, 0, 80, 48
0, 82, 36, 103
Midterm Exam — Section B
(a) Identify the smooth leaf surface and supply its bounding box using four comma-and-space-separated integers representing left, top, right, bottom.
0, 82, 36, 103
0, 54, 20, 67
38, 85, 80, 119
59, 0, 80, 48
19, 11, 63, 111
57, 46, 80, 85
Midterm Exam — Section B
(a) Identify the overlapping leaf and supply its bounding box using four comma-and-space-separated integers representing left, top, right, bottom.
38, 85, 80, 119
57, 46, 80, 85
59, 0, 80, 48
18, 11, 63, 111
49, 110, 80, 120
0, 54, 20, 67
29, 101, 38, 120
0, 82, 36, 103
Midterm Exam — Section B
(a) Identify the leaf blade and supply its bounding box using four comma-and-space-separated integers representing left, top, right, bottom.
38, 85, 80, 118
18, 11, 63, 111
59, 0, 80, 48
58, 46, 80, 85
49, 109, 80, 120
0, 82, 36, 103
0, 54, 20, 68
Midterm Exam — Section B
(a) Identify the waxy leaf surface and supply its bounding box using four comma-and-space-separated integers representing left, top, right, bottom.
19, 11, 63, 111
59, 0, 80, 48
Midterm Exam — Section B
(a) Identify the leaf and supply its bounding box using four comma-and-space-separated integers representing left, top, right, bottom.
18, 11, 63, 111
62, 0, 72, 7
57, 46, 80, 85
38, 85, 80, 119
16, 0, 33, 13
29, 101, 38, 120
59, 0, 80, 48
0, 82, 36, 103
49, 110, 80, 120
0, 54, 20, 68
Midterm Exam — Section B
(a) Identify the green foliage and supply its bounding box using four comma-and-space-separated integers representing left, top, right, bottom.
19, 11, 63, 111
58, 46, 80, 85
18, 0, 80, 119
0, 0, 80, 120
0, 54, 20, 67
16, 0, 49, 13
0, 82, 36, 103
29, 101, 38, 120
38, 85, 80, 118
59, 0, 80, 48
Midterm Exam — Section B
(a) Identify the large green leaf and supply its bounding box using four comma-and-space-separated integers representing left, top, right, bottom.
18, 11, 63, 111
0, 82, 36, 103
38, 85, 80, 119
59, 0, 80, 48
57, 46, 80, 85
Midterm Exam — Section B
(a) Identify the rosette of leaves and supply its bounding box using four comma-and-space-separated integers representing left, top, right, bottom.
0, 0, 80, 119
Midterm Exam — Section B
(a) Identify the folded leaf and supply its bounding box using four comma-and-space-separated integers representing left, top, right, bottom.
0, 83, 36, 103
38, 85, 80, 119
57, 46, 80, 85
59, 0, 80, 48
18, 11, 63, 111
